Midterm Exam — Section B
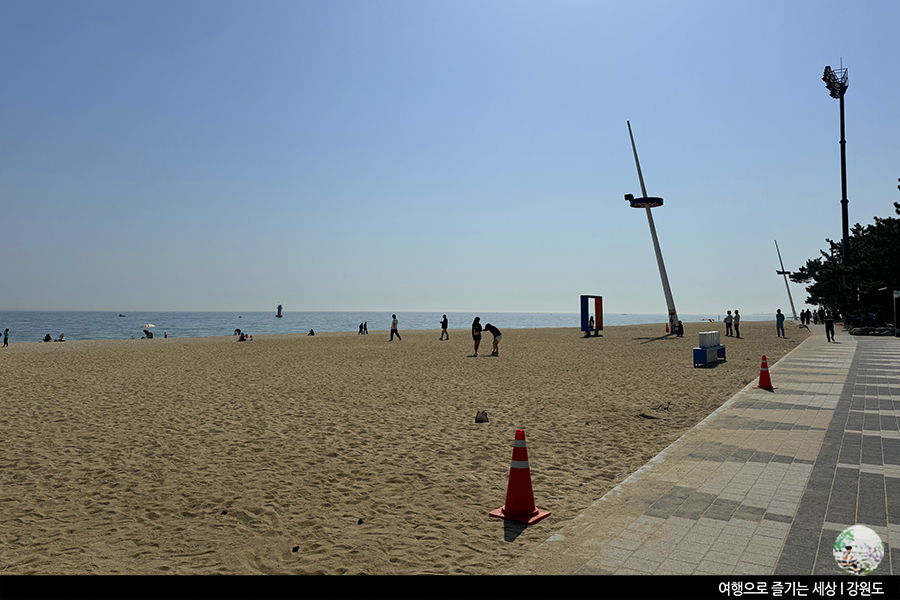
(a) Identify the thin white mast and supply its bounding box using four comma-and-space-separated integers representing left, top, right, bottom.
627, 121, 679, 333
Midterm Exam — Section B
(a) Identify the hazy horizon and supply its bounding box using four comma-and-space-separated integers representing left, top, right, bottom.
3, 1, 898, 315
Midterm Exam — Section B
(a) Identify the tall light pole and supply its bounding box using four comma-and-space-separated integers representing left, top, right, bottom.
822, 64, 850, 265
625, 121, 679, 334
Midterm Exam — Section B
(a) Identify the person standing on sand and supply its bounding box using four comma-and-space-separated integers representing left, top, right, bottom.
390, 315, 401, 341
484, 323, 502, 356
3, 328, 8, 347
824, 311, 836, 342
776, 309, 786, 338
733, 310, 741, 338
724, 311, 733, 337
364, 322, 368, 334
471, 317, 482, 356
359, 323, 364, 335
439, 315, 449, 340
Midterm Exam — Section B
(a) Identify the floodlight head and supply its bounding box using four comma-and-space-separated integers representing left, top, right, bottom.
822, 65, 848, 99
625, 193, 634, 202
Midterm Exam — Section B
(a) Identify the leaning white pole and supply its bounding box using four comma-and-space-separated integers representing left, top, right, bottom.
628, 121, 678, 333
775, 240, 799, 320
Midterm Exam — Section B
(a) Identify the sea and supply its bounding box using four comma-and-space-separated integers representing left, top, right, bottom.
0, 311, 775, 344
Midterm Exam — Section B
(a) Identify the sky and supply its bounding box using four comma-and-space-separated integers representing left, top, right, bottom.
2, 0, 898, 315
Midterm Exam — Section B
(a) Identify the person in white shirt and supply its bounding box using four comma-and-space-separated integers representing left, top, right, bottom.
390, 314, 401, 341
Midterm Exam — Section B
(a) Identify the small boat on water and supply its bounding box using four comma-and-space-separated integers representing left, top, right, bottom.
276, 304, 283, 318
118, 314, 126, 317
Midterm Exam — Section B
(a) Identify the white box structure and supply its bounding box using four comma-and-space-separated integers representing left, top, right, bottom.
698, 331, 721, 348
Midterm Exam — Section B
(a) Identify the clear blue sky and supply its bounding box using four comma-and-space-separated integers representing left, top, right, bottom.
2, 1, 898, 315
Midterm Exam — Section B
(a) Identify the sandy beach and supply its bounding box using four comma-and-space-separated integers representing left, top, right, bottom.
0, 321, 809, 575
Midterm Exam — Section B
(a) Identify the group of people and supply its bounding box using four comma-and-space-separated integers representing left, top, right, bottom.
357, 322, 368, 335
777, 308, 836, 341
471, 317, 501, 357
723, 310, 742, 338
384, 315, 502, 357
798, 309, 817, 325
42, 333, 66, 342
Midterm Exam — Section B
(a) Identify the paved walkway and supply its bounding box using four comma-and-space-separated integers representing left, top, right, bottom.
506, 326, 899, 576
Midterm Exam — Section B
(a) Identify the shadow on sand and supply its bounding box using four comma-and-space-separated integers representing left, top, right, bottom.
634, 334, 680, 345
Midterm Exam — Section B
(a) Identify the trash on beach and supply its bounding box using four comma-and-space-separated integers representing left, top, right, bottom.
475, 410, 489, 423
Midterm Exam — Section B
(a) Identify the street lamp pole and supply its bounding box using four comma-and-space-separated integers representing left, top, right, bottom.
625, 121, 679, 334
822, 64, 850, 265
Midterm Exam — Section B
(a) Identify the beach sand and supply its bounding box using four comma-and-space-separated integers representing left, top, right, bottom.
0, 321, 808, 575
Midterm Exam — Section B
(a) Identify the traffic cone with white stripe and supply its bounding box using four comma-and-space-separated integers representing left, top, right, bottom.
754, 355, 776, 390
489, 429, 551, 525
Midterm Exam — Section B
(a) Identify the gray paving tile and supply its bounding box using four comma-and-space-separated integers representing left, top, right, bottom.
506, 334, 900, 576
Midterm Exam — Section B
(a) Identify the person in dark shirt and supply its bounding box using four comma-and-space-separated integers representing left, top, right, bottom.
440, 315, 449, 340
484, 323, 502, 356
824, 312, 835, 342
471, 317, 482, 357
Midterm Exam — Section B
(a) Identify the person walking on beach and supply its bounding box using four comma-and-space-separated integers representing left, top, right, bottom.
439, 315, 449, 340
824, 311, 836, 342
364, 322, 368, 334
390, 315, 401, 341
484, 323, 502, 356
733, 310, 741, 338
776, 309, 786, 338
359, 323, 364, 335
471, 317, 482, 356
3, 328, 8, 347
724, 311, 733, 337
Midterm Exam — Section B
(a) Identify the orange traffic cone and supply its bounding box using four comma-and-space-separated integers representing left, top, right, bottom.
754, 355, 776, 390
489, 429, 551, 525
666, 323, 670, 333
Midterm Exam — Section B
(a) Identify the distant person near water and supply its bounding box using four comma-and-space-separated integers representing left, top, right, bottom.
359, 323, 364, 335
471, 317, 482, 357
364, 322, 368, 334
824, 312, 836, 342
390, 315, 401, 341
439, 315, 449, 340
724, 311, 733, 337
776, 309, 786, 338
484, 323, 502, 356
733, 310, 741, 338
3, 328, 8, 347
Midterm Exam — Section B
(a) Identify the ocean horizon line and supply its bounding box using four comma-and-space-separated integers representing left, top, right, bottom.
0, 309, 782, 344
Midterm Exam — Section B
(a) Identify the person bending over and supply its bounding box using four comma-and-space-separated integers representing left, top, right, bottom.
483, 323, 501, 356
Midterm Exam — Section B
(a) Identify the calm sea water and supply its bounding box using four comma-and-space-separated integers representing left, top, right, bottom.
0, 311, 775, 344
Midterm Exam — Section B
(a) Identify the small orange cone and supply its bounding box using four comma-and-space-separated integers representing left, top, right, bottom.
489, 429, 551, 525
666, 323, 670, 333
754, 355, 776, 390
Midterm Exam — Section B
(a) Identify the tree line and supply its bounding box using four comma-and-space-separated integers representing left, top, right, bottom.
789, 181, 900, 326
